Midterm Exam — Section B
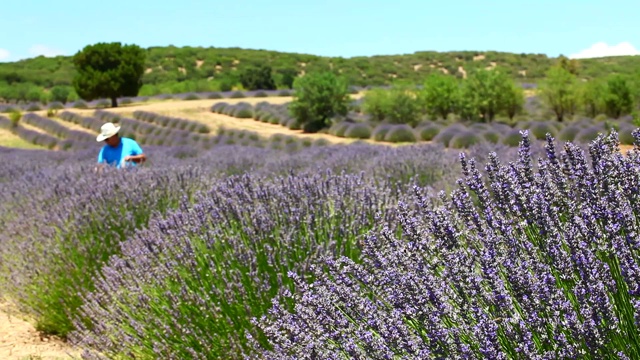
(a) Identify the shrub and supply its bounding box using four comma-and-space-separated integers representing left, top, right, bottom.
268, 116, 280, 125
234, 108, 254, 119
9, 111, 21, 128
501, 129, 524, 146
25, 103, 41, 112
277, 90, 291, 97
449, 131, 484, 149
230, 91, 246, 99
73, 100, 88, 109
344, 123, 372, 139
384, 124, 418, 143
120, 97, 133, 105
184, 93, 201, 100
558, 126, 582, 142
95, 99, 110, 108
371, 124, 392, 141
594, 113, 608, 122
618, 124, 635, 145
254, 91, 268, 98
329, 121, 352, 137
287, 118, 302, 130
529, 121, 558, 140
207, 92, 223, 99
433, 125, 466, 147
416, 124, 441, 141
48, 102, 65, 110
576, 126, 604, 143
482, 130, 501, 144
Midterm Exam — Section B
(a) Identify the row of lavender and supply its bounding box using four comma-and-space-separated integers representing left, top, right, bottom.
214, 100, 639, 147
0, 114, 90, 150
0, 89, 297, 113
3, 130, 640, 358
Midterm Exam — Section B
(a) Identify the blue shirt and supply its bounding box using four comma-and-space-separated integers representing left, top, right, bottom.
97, 137, 144, 168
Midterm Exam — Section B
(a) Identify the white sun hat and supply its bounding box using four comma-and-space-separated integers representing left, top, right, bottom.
96, 122, 121, 142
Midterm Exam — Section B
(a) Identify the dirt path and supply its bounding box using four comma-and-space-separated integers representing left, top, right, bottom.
0, 303, 79, 359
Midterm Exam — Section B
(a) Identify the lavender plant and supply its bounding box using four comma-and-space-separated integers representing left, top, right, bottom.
71, 172, 413, 359
255, 130, 640, 359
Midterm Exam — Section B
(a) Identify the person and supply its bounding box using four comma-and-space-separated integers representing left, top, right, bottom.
96, 122, 146, 169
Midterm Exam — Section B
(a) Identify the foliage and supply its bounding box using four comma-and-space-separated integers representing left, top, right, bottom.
604, 74, 635, 119
3, 45, 640, 102
239, 64, 276, 91
539, 66, 579, 121
344, 122, 373, 139
419, 73, 460, 119
289, 72, 350, 133
579, 79, 606, 118
72, 42, 146, 107
362, 88, 391, 122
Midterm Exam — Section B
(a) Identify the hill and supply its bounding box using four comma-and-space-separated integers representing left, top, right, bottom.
1, 46, 639, 101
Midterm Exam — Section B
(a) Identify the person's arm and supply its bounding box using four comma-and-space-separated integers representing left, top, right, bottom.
124, 141, 146, 164
124, 154, 146, 163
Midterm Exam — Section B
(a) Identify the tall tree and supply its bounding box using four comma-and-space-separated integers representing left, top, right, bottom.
464, 68, 512, 122
289, 71, 350, 133
501, 82, 525, 120
539, 66, 579, 122
72, 42, 146, 107
418, 73, 459, 120
579, 79, 606, 117
604, 74, 635, 119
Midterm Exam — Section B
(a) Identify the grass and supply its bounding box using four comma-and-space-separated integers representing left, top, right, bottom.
0, 129, 44, 149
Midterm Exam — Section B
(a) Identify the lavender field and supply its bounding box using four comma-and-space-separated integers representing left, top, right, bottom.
1, 126, 640, 359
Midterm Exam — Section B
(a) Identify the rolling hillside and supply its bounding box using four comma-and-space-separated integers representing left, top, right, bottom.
1, 46, 639, 100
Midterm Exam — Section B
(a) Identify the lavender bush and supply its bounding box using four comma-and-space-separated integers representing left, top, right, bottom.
71, 172, 414, 359
255, 130, 640, 359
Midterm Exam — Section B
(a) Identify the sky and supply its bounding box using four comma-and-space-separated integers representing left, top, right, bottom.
1, 0, 639, 62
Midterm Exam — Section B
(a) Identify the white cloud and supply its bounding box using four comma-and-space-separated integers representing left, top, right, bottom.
28, 44, 65, 58
569, 41, 640, 59
0, 48, 10, 61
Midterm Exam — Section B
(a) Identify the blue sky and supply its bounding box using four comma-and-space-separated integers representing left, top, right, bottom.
1, 0, 639, 62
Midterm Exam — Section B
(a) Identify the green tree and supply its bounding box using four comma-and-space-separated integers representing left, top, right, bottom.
579, 80, 606, 117
604, 74, 634, 119
362, 88, 391, 122
464, 68, 512, 122
239, 64, 276, 90
501, 82, 525, 120
539, 66, 579, 122
289, 71, 350, 133
50, 85, 71, 104
385, 85, 421, 126
276, 68, 298, 89
72, 42, 146, 107
418, 73, 459, 120
557, 55, 580, 75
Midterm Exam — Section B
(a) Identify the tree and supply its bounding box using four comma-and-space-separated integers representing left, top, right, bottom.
464, 68, 512, 122
557, 55, 580, 75
50, 86, 71, 104
385, 85, 421, 126
72, 42, 146, 107
418, 73, 459, 120
579, 80, 606, 117
289, 71, 350, 133
239, 64, 276, 90
501, 82, 525, 120
539, 66, 579, 122
362, 88, 391, 122
276, 68, 298, 89
604, 74, 634, 119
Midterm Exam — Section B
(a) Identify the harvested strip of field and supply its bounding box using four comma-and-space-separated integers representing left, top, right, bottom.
120, 108, 370, 145
0, 302, 78, 359
0, 129, 44, 149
